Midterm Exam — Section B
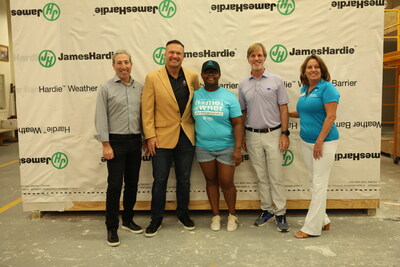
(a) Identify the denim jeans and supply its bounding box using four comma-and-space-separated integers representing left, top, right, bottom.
150, 131, 195, 221
105, 134, 142, 230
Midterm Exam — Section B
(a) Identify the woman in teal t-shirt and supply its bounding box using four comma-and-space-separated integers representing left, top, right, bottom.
192, 60, 243, 232
289, 55, 340, 238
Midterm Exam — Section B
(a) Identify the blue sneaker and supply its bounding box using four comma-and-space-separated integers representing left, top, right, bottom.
254, 211, 275, 226
275, 214, 290, 232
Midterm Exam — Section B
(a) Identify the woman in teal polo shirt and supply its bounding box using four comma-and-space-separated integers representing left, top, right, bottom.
289, 55, 340, 238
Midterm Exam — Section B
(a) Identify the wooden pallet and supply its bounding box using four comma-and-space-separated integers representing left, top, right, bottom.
67, 199, 379, 215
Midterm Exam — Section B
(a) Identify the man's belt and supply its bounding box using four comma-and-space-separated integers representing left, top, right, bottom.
245, 125, 281, 133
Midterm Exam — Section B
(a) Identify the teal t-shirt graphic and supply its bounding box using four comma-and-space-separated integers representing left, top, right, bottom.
192, 87, 242, 151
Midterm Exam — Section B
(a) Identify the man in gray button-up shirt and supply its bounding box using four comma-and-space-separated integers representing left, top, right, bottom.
95, 49, 143, 247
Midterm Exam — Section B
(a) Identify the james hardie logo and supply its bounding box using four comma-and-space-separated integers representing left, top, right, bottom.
331, 0, 384, 9
270, 44, 288, 63
153, 47, 166, 65
19, 151, 68, 169
43, 3, 61, 21
282, 150, 294, 166
11, 2, 61, 21
277, 0, 295, 15
39, 50, 56, 68
159, 0, 177, 18
51, 152, 68, 169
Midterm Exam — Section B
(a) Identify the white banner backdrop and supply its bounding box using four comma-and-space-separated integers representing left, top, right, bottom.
10, 0, 383, 211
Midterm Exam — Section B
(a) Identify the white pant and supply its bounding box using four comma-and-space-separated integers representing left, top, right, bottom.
300, 139, 338, 236
246, 129, 286, 215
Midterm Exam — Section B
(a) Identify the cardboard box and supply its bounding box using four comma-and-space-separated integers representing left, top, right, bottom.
1, 119, 18, 129
0, 110, 7, 121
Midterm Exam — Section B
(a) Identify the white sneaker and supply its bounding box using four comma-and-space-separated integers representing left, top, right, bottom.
227, 214, 238, 232
210, 215, 221, 231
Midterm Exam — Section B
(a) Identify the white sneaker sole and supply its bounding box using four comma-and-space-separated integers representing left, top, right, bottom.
121, 225, 144, 234
277, 225, 290, 232
227, 225, 238, 232
178, 220, 196, 231
211, 224, 221, 231
144, 225, 162, 238
254, 217, 275, 227
106, 240, 120, 247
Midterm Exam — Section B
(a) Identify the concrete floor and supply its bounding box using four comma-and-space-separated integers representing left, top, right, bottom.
0, 142, 399, 267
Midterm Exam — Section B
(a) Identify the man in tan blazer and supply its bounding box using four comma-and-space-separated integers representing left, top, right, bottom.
141, 40, 200, 237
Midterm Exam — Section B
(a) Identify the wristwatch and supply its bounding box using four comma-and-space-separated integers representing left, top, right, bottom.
281, 130, 290, 136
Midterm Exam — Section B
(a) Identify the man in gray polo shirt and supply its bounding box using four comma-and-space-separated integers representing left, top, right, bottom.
95, 49, 144, 246
238, 43, 290, 232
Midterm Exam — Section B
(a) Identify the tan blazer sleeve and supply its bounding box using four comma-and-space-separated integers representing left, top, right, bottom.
192, 72, 201, 91
141, 73, 156, 140
179, 69, 200, 145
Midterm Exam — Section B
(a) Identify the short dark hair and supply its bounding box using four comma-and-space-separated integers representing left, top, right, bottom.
166, 40, 184, 49
300, 55, 331, 86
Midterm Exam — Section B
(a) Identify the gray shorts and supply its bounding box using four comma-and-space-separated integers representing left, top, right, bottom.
195, 146, 234, 166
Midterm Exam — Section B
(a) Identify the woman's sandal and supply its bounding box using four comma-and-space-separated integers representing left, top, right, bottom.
322, 223, 330, 231
295, 223, 330, 238
294, 231, 310, 238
